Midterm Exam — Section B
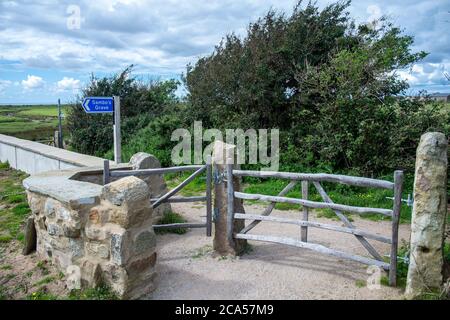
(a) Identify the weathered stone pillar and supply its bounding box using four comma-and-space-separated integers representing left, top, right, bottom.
212, 141, 247, 256
129, 152, 171, 220
406, 132, 448, 298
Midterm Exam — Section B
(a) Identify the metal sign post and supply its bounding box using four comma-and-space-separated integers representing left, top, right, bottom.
82, 96, 121, 164
113, 96, 121, 164
57, 99, 63, 148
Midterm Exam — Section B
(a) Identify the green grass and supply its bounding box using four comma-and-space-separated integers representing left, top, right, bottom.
0, 285, 7, 300
0, 162, 30, 244
16, 106, 61, 117
155, 211, 188, 235
36, 260, 50, 276
0, 265, 12, 270
26, 285, 118, 300
0, 105, 67, 141
0, 115, 23, 123
68, 285, 118, 300
34, 276, 56, 287
166, 172, 207, 196
26, 287, 58, 300
240, 176, 414, 223
355, 279, 366, 288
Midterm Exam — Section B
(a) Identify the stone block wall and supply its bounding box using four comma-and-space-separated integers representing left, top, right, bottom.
27, 176, 157, 299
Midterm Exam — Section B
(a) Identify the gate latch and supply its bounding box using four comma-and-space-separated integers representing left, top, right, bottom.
213, 170, 226, 185
213, 208, 220, 222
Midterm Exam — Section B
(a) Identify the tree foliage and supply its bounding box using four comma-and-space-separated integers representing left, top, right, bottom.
66, 66, 179, 156
184, 0, 448, 174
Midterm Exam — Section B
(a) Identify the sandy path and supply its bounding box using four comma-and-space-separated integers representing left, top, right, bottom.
149, 203, 410, 300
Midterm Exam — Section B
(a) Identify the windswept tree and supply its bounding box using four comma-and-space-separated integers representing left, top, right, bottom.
185, 0, 448, 174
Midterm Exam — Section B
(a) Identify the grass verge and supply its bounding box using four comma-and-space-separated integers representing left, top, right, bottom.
0, 162, 30, 244
154, 211, 188, 235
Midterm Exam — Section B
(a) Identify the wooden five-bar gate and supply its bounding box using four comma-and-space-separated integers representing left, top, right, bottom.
225, 164, 404, 286
102, 158, 213, 236
101, 158, 404, 286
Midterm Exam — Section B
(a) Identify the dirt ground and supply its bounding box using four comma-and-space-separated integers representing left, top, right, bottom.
0, 201, 411, 300
0, 242, 67, 300
150, 203, 410, 300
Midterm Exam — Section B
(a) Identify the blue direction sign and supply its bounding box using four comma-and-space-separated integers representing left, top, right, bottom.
82, 97, 114, 113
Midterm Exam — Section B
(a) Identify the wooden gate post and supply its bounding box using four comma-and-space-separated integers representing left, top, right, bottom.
301, 181, 309, 242
212, 141, 247, 256
389, 170, 404, 286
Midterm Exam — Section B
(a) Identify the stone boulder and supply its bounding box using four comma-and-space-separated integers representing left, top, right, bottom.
129, 152, 171, 220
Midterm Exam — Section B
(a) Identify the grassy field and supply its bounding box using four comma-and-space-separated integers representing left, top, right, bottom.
0, 105, 68, 141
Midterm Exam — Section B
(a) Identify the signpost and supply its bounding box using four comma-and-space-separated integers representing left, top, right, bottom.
82, 97, 114, 113
82, 96, 121, 164
57, 99, 63, 148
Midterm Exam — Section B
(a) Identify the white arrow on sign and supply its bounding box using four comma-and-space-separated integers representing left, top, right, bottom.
83, 99, 91, 111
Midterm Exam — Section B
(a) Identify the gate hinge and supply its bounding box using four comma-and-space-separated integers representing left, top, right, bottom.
213, 170, 226, 185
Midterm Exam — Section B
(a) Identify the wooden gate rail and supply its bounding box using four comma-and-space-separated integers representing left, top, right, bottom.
312, 181, 383, 262
234, 233, 390, 270
234, 213, 391, 243
232, 170, 395, 190
234, 192, 393, 216
103, 159, 213, 236
227, 166, 403, 286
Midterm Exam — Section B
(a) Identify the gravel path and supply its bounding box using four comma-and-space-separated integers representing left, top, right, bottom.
149, 203, 410, 300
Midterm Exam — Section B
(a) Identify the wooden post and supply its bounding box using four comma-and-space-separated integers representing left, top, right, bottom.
301, 180, 309, 242
113, 96, 121, 164
389, 170, 404, 286
54, 131, 60, 148
226, 163, 234, 245
58, 98, 63, 148
206, 156, 213, 237
103, 160, 110, 185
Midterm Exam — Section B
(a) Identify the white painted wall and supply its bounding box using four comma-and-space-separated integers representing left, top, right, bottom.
0, 134, 107, 174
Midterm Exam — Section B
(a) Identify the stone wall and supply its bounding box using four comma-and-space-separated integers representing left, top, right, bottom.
0, 133, 107, 175
25, 173, 157, 299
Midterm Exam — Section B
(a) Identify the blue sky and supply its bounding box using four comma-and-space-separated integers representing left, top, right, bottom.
0, 0, 449, 104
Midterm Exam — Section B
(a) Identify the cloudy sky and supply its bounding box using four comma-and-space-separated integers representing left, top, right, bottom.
0, 0, 449, 104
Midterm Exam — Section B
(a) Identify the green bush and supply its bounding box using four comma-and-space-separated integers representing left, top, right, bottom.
66, 65, 180, 157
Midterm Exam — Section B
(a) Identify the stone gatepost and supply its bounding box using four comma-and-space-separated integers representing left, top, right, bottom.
129, 152, 171, 220
405, 132, 448, 298
212, 141, 247, 256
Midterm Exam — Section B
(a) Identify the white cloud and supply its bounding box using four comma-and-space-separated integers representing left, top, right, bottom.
56, 77, 80, 92
0, 0, 448, 96
398, 61, 450, 86
0, 79, 12, 93
21, 75, 45, 90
